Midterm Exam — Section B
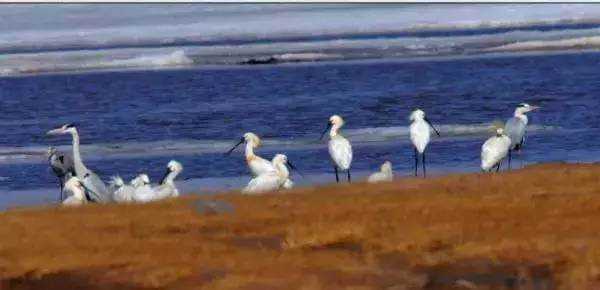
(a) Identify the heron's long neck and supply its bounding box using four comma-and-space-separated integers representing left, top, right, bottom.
514, 112, 529, 125
329, 124, 341, 137
70, 130, 88, 176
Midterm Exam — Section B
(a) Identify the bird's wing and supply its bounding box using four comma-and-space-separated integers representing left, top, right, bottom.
250, 157, 276, 176
243, 174, 278, 194
329, 137, 353, 170
81, 172, 111, 203
152, 184, 175, 200
504, 117, 526, 148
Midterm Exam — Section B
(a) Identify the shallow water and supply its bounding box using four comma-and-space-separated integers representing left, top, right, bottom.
1, 50, 600, 208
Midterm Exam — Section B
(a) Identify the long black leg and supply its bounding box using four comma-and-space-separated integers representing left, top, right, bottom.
334, 166, 339, 183
414, 148, 419, 177
347, 168, 351, 183
58, 176, 63, 201
496, 160, 501, 173
508, 149, 512, 170
422, 152, 427, 178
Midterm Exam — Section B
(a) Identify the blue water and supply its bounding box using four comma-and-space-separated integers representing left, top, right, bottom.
1, 51, 600, 208
3, 4, 600, 208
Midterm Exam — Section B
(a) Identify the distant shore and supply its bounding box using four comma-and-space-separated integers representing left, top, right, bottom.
1, 163, 600, 289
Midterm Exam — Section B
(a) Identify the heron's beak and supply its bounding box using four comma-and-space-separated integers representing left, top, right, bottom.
319, 122, 332, 140
46, 128, 65, 135
529, 106, 541, 112
287, 160, 304, 178
424, 117, 440, 136
160, 168, 171, 185
225, 138, 245, 155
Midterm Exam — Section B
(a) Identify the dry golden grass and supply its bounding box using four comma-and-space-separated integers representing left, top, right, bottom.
2, 163, 600, 289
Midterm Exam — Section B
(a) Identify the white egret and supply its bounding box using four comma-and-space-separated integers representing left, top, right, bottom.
504, 103, 540, 169
62, 176, 87, 206
481, 128, 511, 172
320, 115, 352, 183
46, 124, 112, 203
368, 161, 393, 183
226, 132, 276, 176
409, 109, 440, 178
242, 154, 292, 194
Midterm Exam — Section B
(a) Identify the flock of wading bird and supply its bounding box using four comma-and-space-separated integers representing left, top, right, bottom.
45, 103, 538, 206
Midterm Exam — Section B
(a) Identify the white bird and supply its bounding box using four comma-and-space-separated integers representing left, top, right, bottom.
481, 128, 512, 172
320, 115, 352, 183
409, 109, 440, 178
271, 154, 301, 189
131, 174, 155, 203
226, 132, 276, 177
151, 160, 183, 200
62, 176, 88, 206
46, 124, 112, 203
109, 176, 135, 203
504, 103, 540, 169
368, 161, 393, 183
242, 154, 293, 194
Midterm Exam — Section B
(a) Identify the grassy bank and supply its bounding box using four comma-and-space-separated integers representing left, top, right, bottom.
2, 163, 600, 289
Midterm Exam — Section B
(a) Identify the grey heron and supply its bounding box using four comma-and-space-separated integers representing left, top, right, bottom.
368, 161, 393, 183
481, 128, 511, 172
46, 146, 74, 201
62, 176, 88, 206
504, 103, 540, 169
225, 132, 275, 177
320, 115, 352, 183
46, 124, 112, 203
409, 109, 440, 178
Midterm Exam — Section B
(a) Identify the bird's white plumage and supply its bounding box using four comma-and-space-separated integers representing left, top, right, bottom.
150, 160, 183, 201
481, 128, 511, 171
504, 103, 539, 150
409, 109, 431, 153
109, 176, 135, 203
242, 132, 276, 176
62, 177, 87, 206
242, 154, 290, 194
327, 115, 353, 171
368, 161, 393, 183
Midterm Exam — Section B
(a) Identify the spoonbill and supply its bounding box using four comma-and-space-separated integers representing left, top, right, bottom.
131, 174, 154, 203
504, 103, 540, 169
226, 132, 275, 176
46, 146, 74, 200
409, 109, 440, 178
242, 154, 293, 194
109, 176, 135, 203
368, 161, 393, 183
481, 128, 511, 172
47, 124, 112, 203
320, 115, 352, 183
62, 176, 88, 206
271, 154, 302, 189
152, 160, 183, 200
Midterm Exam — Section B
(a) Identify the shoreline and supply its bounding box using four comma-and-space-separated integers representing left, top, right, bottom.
2, 162, 600, 289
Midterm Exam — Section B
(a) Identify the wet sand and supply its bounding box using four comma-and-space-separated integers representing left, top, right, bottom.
2, 163, 600, 289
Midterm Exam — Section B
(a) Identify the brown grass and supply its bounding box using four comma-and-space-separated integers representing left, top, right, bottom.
2, 163, 600, 289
